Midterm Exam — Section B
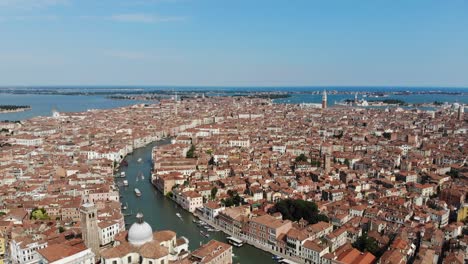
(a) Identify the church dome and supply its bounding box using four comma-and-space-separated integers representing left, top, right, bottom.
128, 213, 153, 246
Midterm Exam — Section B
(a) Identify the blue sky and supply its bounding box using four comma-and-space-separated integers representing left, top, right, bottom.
0, 0, 467, 87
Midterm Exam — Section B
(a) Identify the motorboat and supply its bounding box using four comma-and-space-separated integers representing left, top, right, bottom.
134, 188, 141, 197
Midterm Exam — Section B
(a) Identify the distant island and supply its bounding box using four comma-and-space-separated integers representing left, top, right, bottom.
368, 99, 406, 106
107, 95, 162, 101
343, 99, 406, 106
0, 105, 31, 113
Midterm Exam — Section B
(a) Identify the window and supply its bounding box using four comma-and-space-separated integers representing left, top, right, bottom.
128, 256, 132, 263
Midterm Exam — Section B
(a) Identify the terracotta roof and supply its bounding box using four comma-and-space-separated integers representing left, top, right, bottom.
138, 240, 169, 259
153, 230, 176, 242
37, 243, 88, 262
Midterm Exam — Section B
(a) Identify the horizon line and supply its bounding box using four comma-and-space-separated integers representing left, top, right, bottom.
1, 85, 468, 89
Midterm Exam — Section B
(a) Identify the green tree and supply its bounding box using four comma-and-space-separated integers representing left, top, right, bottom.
382, 132, 391, 139
344, 159, 350, 167
186, 145, 196, 158
58, 226, 65, 233
295, 154, 308, 162
31, 208, 50, 220
222, 190, 242, 207
311, 160, 321, 167
269, 199, 329, 224
211, 187, 218, 200
352, 233, 379, 255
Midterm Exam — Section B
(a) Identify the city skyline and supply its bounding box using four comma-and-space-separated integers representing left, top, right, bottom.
1, 0, 468, 87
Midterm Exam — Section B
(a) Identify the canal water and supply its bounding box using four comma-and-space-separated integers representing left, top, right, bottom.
116, 139, 275, 264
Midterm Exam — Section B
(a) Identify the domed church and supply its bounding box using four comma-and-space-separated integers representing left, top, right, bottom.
100, 213, 189, 264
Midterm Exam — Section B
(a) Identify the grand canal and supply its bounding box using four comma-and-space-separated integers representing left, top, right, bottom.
116, 139, 275, 264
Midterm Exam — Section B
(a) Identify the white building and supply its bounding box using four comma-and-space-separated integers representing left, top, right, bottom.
229, 138, 250, 148
100, 213, 189, 264
11, 135, 43, 146
99, 221, 122, 246
175, 191, 203, 213
10, 238, 47, 264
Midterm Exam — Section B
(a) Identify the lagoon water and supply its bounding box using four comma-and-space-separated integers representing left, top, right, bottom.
0, 94, 146, 120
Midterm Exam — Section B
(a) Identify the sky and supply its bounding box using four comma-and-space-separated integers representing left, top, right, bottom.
0, 0, 467, 87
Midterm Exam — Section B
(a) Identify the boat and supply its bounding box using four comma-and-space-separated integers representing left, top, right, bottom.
140, 172, 144, 180
226, 237, 244, 247
137, 158, 142, 163
272, 255, 283, 261
176, 213, 182, 218
123, 180, 129, 186
120, 172, 126, 178
134, 188, 141, 197
200, 231, 209, 237
192, 219, 198, 223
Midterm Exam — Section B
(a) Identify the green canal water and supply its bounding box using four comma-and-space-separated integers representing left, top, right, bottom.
116, 140, 275, 264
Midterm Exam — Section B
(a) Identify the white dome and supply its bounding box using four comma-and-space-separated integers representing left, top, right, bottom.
128, 213, 153, 246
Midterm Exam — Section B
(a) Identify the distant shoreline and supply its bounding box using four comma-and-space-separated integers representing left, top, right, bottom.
0, 87, 466, 98
0, 105, 31, 114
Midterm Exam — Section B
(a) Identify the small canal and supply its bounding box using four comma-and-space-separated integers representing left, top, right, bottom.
116, 140, 275, 264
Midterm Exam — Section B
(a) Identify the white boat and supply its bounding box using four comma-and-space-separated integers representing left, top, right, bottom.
176, 213, 182, 218
226, 237, 244, 247
123, 180, 129, 186
134, 188, 141, 197
120, 172, 126, 178
137, 158, 142, 163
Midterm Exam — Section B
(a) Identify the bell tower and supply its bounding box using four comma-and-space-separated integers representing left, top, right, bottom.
458, 104, 464, 121
80, 203, 100, 258
322, 90, 327, 109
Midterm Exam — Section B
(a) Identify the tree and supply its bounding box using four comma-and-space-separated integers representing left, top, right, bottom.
58, 226, 65, 233
211, 187, 218, 200
382, 132, 391, 139
222, 190, 242, 207
311, 159, 321, 167
295, 154, 308, 162
186, 145, 196, 158
269, 199, 329, 224
353, 233, 379, 255
31, 208, 50, 220
344, 159, 350, 167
